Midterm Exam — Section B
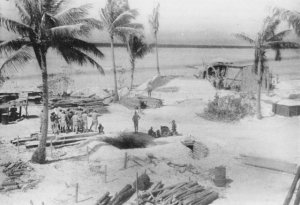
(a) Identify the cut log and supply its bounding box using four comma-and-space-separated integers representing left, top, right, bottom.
284, 167, 300, 205
96, 192, 110, 205
54, 142, 81, 149
110, 187, 135, 205
240, 154, 297, 174
191, 192, 218, 205
25, 138, 87, 149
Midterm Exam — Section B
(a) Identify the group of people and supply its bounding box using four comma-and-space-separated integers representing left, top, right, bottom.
48, 108, 103, 135
148, 120, 178, 138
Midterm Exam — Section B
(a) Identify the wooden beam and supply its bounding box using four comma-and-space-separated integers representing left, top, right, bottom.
240, 154, 298, 174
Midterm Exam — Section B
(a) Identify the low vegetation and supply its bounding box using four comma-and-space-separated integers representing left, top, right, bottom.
199, 94, 255, 122
103, 132, 152, 149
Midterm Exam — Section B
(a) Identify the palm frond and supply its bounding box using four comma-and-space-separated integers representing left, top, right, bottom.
50, 24, 87, 37
262, 17, 280, 40
276, 8, 300, 36
56, 46, 104, 74
54, 4, 91, 25
267, 29, 291, 41
14, 0, 31, 25
0, 16, 33, 37
0, 45, 33, 77
52, 37, 104, 58
100, 8, 112, 29
0, 38, 31, 56
42, 0, 65, 14
149, 3, 160, 33
233, 33, 255, 44
77, 18, 103, 30
112, 9, 138, 28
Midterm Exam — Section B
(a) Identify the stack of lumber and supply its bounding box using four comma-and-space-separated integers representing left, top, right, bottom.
96, 184, 135, 205
49, 96, 109, 114
120, 96, 163, 109
0, 160, 35, 192
138, 181, 218, 205
10, 132, 100, 149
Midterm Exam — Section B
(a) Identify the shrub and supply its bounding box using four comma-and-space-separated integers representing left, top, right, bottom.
199, 94, 254, 122
103, 132, 152, 149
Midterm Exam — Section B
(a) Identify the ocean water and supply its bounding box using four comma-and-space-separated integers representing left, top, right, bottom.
1, 47, 300, 92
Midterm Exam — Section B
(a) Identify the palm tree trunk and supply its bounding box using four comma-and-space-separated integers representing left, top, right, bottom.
155, 33, 160, 76
256, 54, 262, 119
130, 58, 135, 90
110, 35, 119, 102
31, 51, 49, 164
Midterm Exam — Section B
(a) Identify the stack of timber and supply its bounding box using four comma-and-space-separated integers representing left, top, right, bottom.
95, 184, 135, 205
120, 96, 163, 109
138, 181, 218, 205
0, 160, 37, 192
49, 96, 109, 114
10, 132, 100, 149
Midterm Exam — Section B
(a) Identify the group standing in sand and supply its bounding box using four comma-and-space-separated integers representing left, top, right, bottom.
48, 108, 103, 135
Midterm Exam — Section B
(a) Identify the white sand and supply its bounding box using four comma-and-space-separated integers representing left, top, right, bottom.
0, 75, 299, 205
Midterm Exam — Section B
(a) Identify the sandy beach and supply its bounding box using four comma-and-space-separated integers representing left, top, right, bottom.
0, 61, 300, 204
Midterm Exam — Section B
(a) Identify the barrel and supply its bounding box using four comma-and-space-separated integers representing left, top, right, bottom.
1, 113, 9, 125
213, 166, 226, 187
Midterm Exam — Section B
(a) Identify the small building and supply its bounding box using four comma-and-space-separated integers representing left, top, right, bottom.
272, 100, 300, 117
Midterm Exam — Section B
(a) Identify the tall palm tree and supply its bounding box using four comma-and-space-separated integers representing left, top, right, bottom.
235, 16, 297, 119
124, 34, 151, 90
0, 0, 104, 164
149, 3, 160, 76
99, 0, 142, 102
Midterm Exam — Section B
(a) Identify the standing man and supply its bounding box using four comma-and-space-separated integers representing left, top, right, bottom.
82, 111, 88, 132
132, 109, 140, 133
89, 111, 99, 132
147, 82, 153, 97
72, 112, 79, 134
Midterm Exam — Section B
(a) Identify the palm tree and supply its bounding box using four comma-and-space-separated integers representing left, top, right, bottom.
149, 3, 160, 76
124, 35, 151, 90
235, 16, 297, 119
99, 0, 142, 102
0, 0, 104, 164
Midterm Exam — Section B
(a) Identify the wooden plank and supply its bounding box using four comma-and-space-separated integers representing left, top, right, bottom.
240, 154, 297, 174
284, 167, 300, 205
25, 138, 88, 149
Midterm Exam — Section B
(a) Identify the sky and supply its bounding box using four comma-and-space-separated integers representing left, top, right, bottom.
0, 0, 300, 45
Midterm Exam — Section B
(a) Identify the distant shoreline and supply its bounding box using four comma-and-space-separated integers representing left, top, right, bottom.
92, 43, 254, 49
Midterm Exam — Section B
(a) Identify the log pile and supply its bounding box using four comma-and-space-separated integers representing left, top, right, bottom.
138, 181, 218, 205
11, 132, 100, 149
49, 96, 109, 114
0, 160, 38, 192
95, 184, 135, 205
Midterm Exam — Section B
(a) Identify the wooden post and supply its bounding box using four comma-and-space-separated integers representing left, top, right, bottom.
104, 165, 107, 183
17, 136, 20, 153
50, 139, 53, 157
124, 152, 128, 169
41, 202, 44, 205
283, 167, 300, 205
87, 146, 89, 163
136, 172, 139, 205
30, 200, 34, 205
19, 106, 22, 118
75, 183, 79, 203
